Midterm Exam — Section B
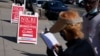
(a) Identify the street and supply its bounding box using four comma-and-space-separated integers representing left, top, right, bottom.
0, 0, 85, 56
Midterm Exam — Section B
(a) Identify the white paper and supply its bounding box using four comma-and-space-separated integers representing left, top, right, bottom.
40, 32, 60, 49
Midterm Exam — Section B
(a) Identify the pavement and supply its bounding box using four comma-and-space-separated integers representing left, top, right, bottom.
0, 1, 66, 56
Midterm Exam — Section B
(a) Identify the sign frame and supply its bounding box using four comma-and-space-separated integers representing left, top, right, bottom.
11, 3, 25, 23
17, 12, 38, 44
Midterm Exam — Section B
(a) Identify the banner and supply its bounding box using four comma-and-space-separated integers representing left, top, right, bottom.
11, 3, 25, 23
17, 12, 38, 44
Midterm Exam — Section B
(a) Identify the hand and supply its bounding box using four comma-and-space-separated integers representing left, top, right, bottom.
44, 28, 50, 33
52, 44, 61, 53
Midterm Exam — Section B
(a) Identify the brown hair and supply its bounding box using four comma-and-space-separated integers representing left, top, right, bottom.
61, 10, 84, 40
62, 23, 84, 40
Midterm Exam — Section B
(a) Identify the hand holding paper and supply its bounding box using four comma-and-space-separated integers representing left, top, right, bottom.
40, 30, 60, 49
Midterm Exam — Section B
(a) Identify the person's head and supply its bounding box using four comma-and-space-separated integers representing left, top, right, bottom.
50, 10, 84, 41
84, 0, 99, 14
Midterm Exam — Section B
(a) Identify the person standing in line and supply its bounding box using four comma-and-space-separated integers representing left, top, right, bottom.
26, 0, 34, 14
45, 10, 95, 56
83, 0, 100, 56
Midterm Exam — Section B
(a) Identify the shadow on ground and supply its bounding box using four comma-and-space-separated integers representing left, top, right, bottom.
1, 19, 11, 23
13, 49, 47, 56
0, 35, 17, 43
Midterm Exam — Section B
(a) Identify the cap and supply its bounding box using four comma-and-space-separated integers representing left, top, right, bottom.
50, 10, 83, 33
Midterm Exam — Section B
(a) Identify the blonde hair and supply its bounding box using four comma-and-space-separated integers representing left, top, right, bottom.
59, 10, 80, 20
60, 10, 84, 39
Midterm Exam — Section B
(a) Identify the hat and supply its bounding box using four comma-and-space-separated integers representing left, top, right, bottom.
50, 10, 83, 33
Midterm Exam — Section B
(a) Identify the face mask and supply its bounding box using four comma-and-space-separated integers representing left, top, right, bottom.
60, 30, 66, 41
89, 7, 98, 14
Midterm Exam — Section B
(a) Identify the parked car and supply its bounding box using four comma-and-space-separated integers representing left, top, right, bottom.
42, 1, 68, 20
64, 0, 75, 4
37, 0, 45, 7
76, 0, 84, 7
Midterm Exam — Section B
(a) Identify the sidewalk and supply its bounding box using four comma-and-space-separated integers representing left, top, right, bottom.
0, 1, 66, 56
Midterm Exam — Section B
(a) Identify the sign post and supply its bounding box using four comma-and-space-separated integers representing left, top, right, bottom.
17, 12, 38, 44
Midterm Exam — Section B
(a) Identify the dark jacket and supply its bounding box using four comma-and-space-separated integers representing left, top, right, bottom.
47, 39, 96, 56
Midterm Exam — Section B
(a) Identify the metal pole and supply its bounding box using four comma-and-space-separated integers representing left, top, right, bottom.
96, 0, 99, 8
24, 0, 26, 8
14, 0, 15, 3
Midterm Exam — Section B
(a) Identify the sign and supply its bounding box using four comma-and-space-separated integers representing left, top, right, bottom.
11, 3, 24, 23
17, 12, 38, 44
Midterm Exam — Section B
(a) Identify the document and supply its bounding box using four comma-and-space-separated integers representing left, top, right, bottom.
40, 32, 60, 49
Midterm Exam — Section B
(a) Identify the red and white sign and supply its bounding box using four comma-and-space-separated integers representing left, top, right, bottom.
11, 3, 24, 23
17, 12, 38, 44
